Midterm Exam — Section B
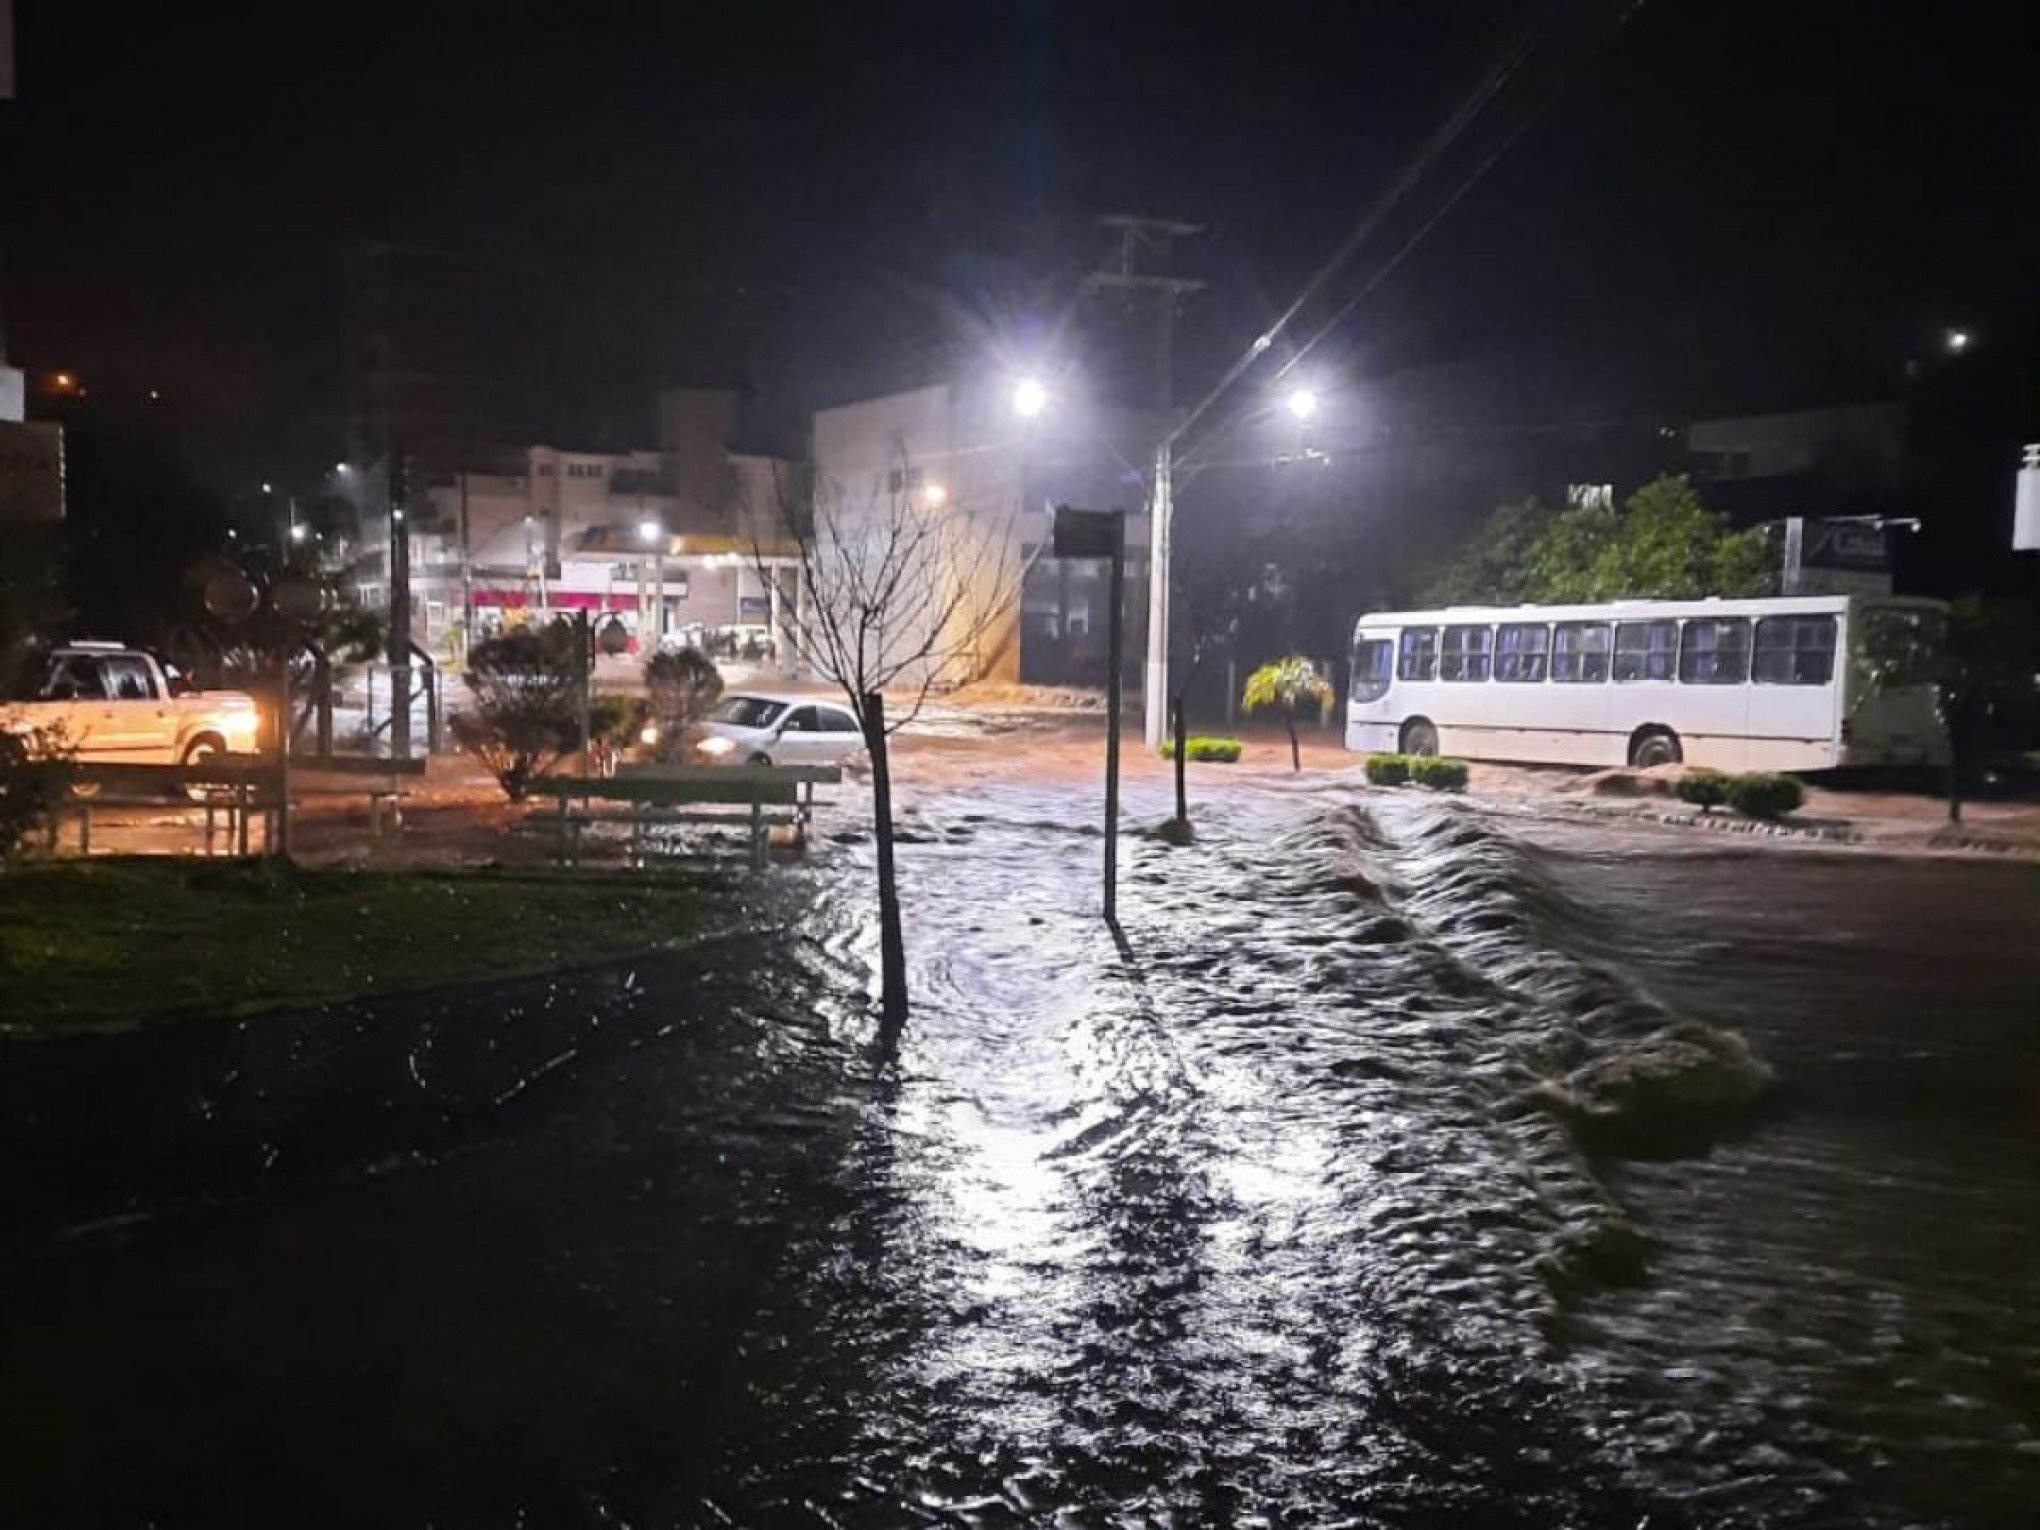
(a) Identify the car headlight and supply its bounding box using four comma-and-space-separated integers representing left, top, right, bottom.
697, 734, 736, 757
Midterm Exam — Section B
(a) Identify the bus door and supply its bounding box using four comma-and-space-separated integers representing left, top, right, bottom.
1674, 616, 1753, 769
1747, 612, 1841, 768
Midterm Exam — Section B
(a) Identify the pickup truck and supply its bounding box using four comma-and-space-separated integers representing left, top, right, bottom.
1, 642, 263, 765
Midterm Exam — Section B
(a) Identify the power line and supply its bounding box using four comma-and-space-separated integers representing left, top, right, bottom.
1174, 0, 1649, 462
1166, 3, 1560, 449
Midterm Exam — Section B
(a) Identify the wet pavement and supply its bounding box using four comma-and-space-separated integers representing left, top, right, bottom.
2, 776, 2035, 1527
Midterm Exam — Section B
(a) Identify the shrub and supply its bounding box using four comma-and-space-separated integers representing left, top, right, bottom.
1365, 752, 1411, 786
0, 724, 76, 859
1409, 755, 1470, 791
451, 627, 585, 800
1159, 736, 1242, 764
642, 647, 723, 760
1727, 771, 1804, 821
1674, 766, 1731, 811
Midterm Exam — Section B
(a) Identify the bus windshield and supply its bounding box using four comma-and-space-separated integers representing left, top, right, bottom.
1856, 606, 1945, 692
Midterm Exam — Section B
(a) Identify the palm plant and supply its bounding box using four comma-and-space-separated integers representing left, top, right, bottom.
1242, 655, 1333, 772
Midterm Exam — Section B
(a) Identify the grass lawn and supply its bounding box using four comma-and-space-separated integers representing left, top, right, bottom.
0, 858, 711, 1036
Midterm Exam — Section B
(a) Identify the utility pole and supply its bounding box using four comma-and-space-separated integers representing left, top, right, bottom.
1146, 439, 1174, 749
388, 453, 413, 763
459, 470, 475, 657
1080, 214, 1201, 752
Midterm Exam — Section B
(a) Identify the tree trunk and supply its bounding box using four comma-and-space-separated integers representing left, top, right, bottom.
1286, 709, 1300, 772
864, 691, 908, 1022
1172, 693, 1187, 826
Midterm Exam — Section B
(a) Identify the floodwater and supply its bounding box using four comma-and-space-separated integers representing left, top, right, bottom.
1, 777, 2035, 1527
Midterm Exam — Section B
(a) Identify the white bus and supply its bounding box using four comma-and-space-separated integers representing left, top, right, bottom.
1346, 595, 1949, 772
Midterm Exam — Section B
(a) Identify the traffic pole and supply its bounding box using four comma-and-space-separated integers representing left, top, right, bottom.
1104, 522, 1126, 924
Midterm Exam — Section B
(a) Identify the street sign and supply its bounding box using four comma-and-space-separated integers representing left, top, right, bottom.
1053, 505, 1122, 560
1052, 506, 1128, 923
2016, 444, 2040, 553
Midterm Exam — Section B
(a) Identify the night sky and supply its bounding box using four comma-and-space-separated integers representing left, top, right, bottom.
3, 0, 2036, 483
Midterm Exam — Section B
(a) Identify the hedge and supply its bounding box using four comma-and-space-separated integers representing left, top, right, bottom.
1159, 736, 1243, 764
1673, 767, 1732, 811
1364, 752, 1410, 786
1409, 755, 1470, 791
1726, 771, 1805, 821
1365, 752, 1469, 791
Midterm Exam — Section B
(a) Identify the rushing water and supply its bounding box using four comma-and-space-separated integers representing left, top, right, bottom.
0, 777, 2034, 1527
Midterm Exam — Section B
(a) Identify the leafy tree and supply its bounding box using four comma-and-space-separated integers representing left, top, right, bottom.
1589, 475, 1770, 600
1242, 655, 1334, 772
1424, 498, 1556, 604
449, 626, 585, 800
1426, 475, 1771, 605
1938, 595, 2040, 821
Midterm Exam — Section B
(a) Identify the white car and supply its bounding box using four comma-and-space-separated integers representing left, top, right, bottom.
693, 693, 866, 767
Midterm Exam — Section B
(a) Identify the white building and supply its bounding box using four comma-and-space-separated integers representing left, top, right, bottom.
810, 378, 1162, 688
397, 388, 799, 660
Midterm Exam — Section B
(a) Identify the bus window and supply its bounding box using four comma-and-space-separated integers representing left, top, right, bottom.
1613, 620, 1677, 682
1753, 614, 1836, 685
1440, 625, 1493, 682
1494, 623, 1549, 682
1552, 622, 1611, 683
1397, 627, 1438, 682
1351, 638, 1392, 702
1679, 617, 1751, 684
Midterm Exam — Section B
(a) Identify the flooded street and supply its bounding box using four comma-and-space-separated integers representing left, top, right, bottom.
2, 776, 2035, 1527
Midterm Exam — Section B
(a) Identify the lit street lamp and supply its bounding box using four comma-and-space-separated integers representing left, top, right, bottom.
1012, 376, 1049, 420
1285, 385, 1320, 422
638, 517, 667, 646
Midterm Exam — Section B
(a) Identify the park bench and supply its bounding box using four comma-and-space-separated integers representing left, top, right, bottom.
48, 758, 283, 856
525, 763, 841, 870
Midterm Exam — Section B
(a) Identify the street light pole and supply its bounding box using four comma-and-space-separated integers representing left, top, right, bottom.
1142, 437, 1173, 750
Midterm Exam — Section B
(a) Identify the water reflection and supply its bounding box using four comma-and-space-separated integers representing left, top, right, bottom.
0, 777, 2032, 1527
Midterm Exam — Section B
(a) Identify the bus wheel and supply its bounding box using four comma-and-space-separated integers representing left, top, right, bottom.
1400, 718, 1439, 756
1630, 727, 1682, 768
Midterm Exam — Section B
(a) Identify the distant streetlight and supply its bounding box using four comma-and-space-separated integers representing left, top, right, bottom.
333, 462, 353, 477
290, 523, 308, 543
639, 518, 667, 644
1012, 376, 1049, 419
1285, 385, 1320, 422
1946, 329, 1972, 354
261, 481, 273, 495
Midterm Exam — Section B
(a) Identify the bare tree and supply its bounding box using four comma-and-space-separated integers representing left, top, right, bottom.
752, 447, 1019, 1023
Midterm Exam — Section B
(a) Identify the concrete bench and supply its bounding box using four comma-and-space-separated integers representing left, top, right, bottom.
526, 764, 840, 870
